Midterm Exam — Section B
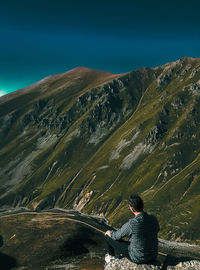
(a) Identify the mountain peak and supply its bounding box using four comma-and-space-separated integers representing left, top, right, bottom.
68, 66, 92, 72
65, 66, 114, 76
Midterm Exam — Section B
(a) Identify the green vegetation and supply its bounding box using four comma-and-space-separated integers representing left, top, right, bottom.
1, 58, 200, 244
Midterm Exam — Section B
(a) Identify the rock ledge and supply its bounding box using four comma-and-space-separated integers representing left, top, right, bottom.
104, 258, 162, 270
104, 257, 200, 270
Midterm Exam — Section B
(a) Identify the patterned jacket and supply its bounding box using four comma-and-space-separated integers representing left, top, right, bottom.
111, 212, 160, 263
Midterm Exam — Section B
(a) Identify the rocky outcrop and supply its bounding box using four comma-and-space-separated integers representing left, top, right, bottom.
158, 238, 200, 261
104, 257, 200, 270
167, 260, 200, 269
104, 258, 162, 270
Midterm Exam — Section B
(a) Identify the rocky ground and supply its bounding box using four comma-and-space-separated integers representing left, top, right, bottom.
104, 257, 200, 270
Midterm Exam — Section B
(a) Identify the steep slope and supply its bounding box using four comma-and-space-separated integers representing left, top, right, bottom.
0, 58, 200, 244
0, 209, 107, 269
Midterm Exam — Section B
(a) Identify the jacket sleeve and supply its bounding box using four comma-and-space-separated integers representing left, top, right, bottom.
110, 220, 132, 240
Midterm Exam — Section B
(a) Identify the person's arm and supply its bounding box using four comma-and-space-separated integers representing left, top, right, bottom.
109, 220, 132, 240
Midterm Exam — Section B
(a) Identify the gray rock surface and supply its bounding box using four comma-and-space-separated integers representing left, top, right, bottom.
104, 257, 200, 270
158, 238, 200, 259
104, 258, 162, 270
167, 260, 200, 269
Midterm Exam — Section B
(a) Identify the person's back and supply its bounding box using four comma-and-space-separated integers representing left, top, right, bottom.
105, 194, 160, 264
128, 212, 159, 263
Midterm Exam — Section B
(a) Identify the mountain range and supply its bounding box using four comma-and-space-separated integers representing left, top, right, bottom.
0, 57, 200, 244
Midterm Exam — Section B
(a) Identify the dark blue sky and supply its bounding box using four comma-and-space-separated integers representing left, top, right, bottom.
0, 0, 200, 96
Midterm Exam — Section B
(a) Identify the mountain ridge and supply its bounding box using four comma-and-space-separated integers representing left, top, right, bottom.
0, 57, 200, 244
0, 65, 120, 108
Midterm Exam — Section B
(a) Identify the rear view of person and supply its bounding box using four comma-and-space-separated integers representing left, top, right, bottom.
105, 194, 160, 264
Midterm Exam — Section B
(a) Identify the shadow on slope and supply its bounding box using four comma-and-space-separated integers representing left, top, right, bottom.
59, 227, 98, 257
0, 235, 17, 270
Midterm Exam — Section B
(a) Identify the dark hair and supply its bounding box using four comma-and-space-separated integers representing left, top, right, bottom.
129, 194, 143, 212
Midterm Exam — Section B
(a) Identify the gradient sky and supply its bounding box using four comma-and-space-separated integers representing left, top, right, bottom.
0, 0, 200, 96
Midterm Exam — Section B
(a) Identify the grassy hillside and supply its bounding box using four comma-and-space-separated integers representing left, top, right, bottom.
0, 58, 200, 244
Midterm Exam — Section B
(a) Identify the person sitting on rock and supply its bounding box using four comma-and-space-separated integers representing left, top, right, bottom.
104, 194, 160, 264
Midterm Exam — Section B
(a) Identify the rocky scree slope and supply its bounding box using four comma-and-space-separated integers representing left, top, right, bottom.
0, 58, 200, 244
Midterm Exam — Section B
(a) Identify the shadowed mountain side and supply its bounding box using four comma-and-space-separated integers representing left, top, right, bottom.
0, 210, 108, 269
0, 252, 17, 270
1, 57, 200, 244
0, 235, 18, 269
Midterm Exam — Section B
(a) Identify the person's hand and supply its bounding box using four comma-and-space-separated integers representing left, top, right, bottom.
105, 230, 111, 237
